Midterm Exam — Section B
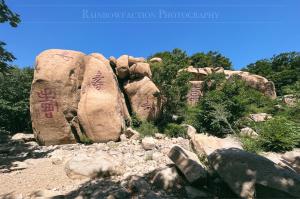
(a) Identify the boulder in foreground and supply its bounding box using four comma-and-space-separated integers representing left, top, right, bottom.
208, 148, 300, 198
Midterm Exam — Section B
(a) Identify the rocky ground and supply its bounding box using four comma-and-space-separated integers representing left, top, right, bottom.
0, 133, 193, 199
1, 128, 300, 199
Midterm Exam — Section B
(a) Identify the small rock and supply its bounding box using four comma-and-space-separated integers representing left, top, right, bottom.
168, 145, 207, 184
249, 113, 272, 122
282, 149, 300, 174
11, 133, 35, 142
152, 152, 163, 161
142, 137, 156, 150
125, 127, 140, 140
283, 94, 297, 106
240, 127, 258, 138
29, 190, 63, 199
120, 134, 127, 142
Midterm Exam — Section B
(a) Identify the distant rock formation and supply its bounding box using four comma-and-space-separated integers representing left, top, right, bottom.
180, 66, 277, 105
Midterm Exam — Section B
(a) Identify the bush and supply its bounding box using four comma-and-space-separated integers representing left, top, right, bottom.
193, 76, 275, 137
163, 123, 186, 138
257, 117, 300, 152
135, 121, 158, 137
240, 136, 262, 154
0, 67, 33, 134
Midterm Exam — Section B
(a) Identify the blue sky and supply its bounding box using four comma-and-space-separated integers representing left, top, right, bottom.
1, 0, 300, 69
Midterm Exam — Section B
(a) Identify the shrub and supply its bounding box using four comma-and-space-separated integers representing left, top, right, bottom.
163, 123, 186, 138
257, 117, 300, 152
135, 121, 158, 137
240, 136, 262, 154
131, 113, 142, 128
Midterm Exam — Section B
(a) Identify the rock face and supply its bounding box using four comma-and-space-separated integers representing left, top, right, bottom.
78, 55, 128, 142
208, 148, 300, 198
129, 63, 152, 79
30, 49, 85, 145
187, 81, 205, 105
124, 77, 162, 121
116, 55, 130, 79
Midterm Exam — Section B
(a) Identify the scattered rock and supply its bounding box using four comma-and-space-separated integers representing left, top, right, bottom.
11, 133, 35, 142
154, 133, 166, 139
120, 134, 128, 142
240, 127, 258, 138
249, 113, 272, 122
149, 57, 162, 63
65, 151, 123, 179
168, 145, 207, 184
208, 148, 300, 198
142, 137, 156, 150
125, 127, 140, 140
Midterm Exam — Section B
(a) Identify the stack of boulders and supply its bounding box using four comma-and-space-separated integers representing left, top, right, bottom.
180, 66, 277, 105
30, 49, 161, 146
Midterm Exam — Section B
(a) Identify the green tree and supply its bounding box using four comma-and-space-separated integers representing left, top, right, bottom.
190, 51, 232, 70
0, 67, 33, 134
0, 0, 21, 73
150, 48, 192, 127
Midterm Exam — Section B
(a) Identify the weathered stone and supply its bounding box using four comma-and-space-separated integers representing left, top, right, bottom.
240, 127, 258, 138
109, 56, 117, 67
124, 77, 162, 121
11, 133, 35, 142
142, 137, 156, 150
120, 134, 128, 142
249, 113, 272, 122
65, 151, 123, 179
129, 63, 152, 79
150, 165, 186, 191
208, 148, 300, 198
30, 49, 85, 145
179, 66, 224, 81
188, 131, 243, 157
127, 175, 151, 194
168, 145, 207, 184
149, 57, 162, 63
116, 55, 129, 79
154, 133, 166, 139
29, 190, 64, 199
78, 55, 128, 143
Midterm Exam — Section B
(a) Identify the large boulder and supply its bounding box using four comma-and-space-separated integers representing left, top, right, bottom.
30, 49, 85, 145
187, 130, 242, 157
78, 54, 129, 142
208, 148, 300, 198
179, 66, 224, 81
224, 70, 277, 99
128, 56, 146, 65
124, 77, 162, 121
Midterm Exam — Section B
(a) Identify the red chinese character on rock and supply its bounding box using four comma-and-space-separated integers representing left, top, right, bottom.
141, 96, 152, 111
91, 71, 105, 91
37, 88, 58, 118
